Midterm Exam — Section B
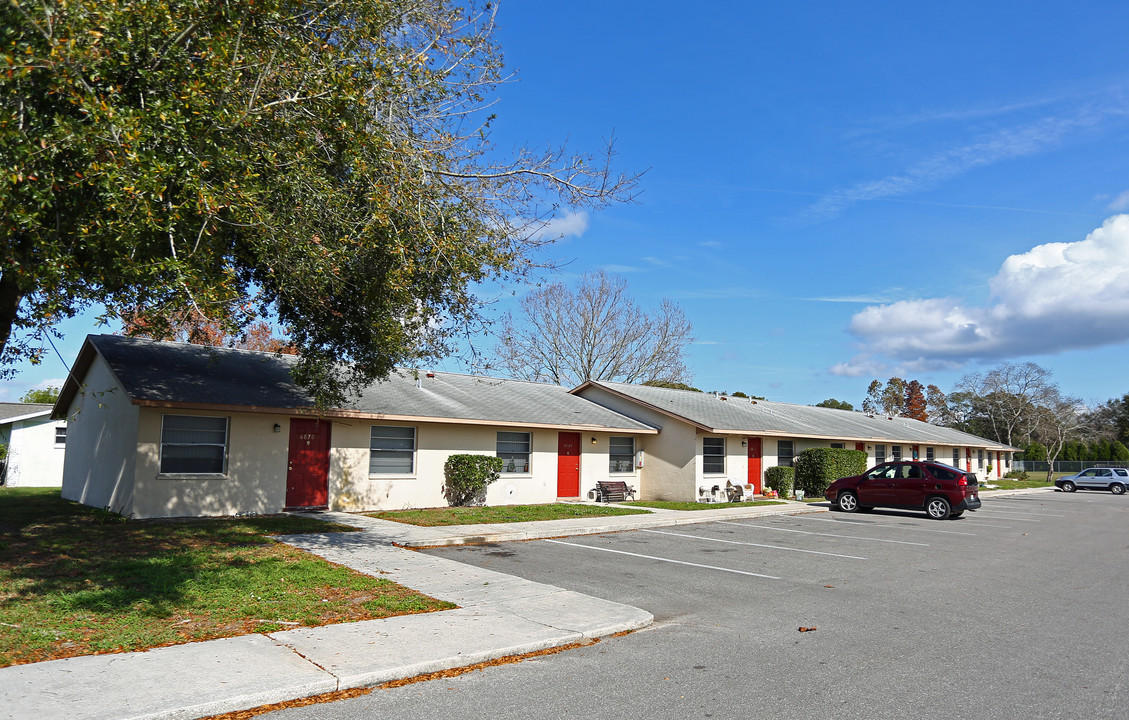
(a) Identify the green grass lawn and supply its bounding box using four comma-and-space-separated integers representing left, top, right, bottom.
367, 503, 653, 526
0, 488, 454, 668
981, 477, 1056, 490
623, 500, 788, 511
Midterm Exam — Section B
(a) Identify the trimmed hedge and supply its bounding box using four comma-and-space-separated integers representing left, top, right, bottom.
764, 466, 794, 497
443, 454, 503, 507
794, 448, 867, 497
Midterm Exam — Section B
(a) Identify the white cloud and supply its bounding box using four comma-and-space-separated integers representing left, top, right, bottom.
530, 211, 589, 240
806, 112, 1098, 221
1108, 190, 1129, 211
34, 378, 67, 390
831, 215, 1129, 374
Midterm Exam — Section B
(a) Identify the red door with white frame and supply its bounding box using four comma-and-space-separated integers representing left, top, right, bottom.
286, 418, 331, 509
747, 437, 762, 494
557, 432, 581, 497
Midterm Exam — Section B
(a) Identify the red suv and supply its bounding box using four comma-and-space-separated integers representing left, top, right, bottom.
824, 461, 981, 520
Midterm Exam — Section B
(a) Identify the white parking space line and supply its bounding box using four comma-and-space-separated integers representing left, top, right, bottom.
544, 540, 781, 579
716, 520, 930, 546
794, 515, 980, 536
639, 528, 869, 559
977, 507, 1065, 518
946, 521, 1015, 529
964, 512, 1043, 522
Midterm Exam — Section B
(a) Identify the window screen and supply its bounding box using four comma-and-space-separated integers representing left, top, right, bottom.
610, 437, 635, 473
703, 437, 726, 474
498, 431, 531, 473
369, 426, 415, 474
160, 415, 228, 474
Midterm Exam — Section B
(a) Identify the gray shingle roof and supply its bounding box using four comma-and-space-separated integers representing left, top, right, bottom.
66, 335, 656, 432
578, 380, 1016, 450
0, 402, 53, 424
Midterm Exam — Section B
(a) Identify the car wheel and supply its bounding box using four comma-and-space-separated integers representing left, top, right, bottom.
925, 496, 951, 520
837, 491, 859, 513
1111, 483, 1126, 495
950, 510, 964, 518
1061, 480, 1076, 492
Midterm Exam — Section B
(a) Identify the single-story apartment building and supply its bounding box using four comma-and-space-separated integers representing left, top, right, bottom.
55, 334, 1015, 518
572, 380, 1016, 502
1, 402, 66, 487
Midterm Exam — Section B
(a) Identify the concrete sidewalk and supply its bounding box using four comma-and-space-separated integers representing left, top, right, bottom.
3, 500, 821, 720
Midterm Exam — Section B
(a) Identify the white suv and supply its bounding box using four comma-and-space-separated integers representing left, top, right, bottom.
1055, 468, 1129, 495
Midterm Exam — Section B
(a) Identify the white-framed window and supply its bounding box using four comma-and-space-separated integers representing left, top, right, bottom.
891, 445, 902, 461
54, 426, 67, 446
160, 415, 228, 475
953, 448, 960, 467
876, 444, 886, 464
703, 437, 726, 474
498, 431, 531, 474
830, 442, 844, 449
978, 449, 984, 469
926, 446, 934, 462
609, 437, 635, 473
369, 426, 415, 474
777, 439, 794, 468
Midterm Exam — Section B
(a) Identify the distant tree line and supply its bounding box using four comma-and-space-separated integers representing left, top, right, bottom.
851, 362, 1129, 480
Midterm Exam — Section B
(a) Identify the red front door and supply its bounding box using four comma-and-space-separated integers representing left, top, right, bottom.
286, 418, 331, 509
747, 437, 762, 494
557, 432, 581, 497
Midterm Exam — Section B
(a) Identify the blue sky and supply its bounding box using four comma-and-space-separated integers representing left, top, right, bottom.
5, 0, 1129, 407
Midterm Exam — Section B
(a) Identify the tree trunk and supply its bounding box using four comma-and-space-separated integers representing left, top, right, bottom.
0, 272, 25, 363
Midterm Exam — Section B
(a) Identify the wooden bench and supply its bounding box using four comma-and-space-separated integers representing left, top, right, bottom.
595, 480, 637, 502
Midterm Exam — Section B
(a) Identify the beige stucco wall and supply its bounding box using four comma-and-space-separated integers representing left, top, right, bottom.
131, 407, 291, 519
328, 421, 651, 511
574, 386, 696, 501
122, 409, 657, 516
60, 355, 140, 514
3, 415, 66, 487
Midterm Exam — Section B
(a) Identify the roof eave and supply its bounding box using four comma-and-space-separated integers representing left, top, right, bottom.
129, 399, 660, 433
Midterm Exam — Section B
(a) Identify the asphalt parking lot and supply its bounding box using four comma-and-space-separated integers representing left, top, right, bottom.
269, 492, 1129, 720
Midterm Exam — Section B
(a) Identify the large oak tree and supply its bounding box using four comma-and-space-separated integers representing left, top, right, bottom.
1, 0, 638, 403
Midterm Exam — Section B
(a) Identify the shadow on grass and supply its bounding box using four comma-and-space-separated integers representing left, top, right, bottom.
0, 488, 352, 617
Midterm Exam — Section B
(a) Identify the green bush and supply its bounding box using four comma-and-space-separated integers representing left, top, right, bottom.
794, 448, 867, 497
443, 455, 503, 507
764, 466, 794, 497
1004, 469, 1029, 480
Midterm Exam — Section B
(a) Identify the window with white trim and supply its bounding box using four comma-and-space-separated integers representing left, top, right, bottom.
926, 446, 934, 462
160, 415, 228, 474
777, 439, 794, 468
54, 426, 67, 446
953, 448, 960, 467
978, 449, 984, 469
703, 437, 726, 474
369, 426, 415, 474
891, 445, 902, 461
876, 444, 886, 464
498, 431, 531, 474
609, 437, 635, 473
830, 442, 844, 449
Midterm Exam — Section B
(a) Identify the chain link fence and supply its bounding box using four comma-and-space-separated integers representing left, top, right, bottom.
1013, 460, 1129, 474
